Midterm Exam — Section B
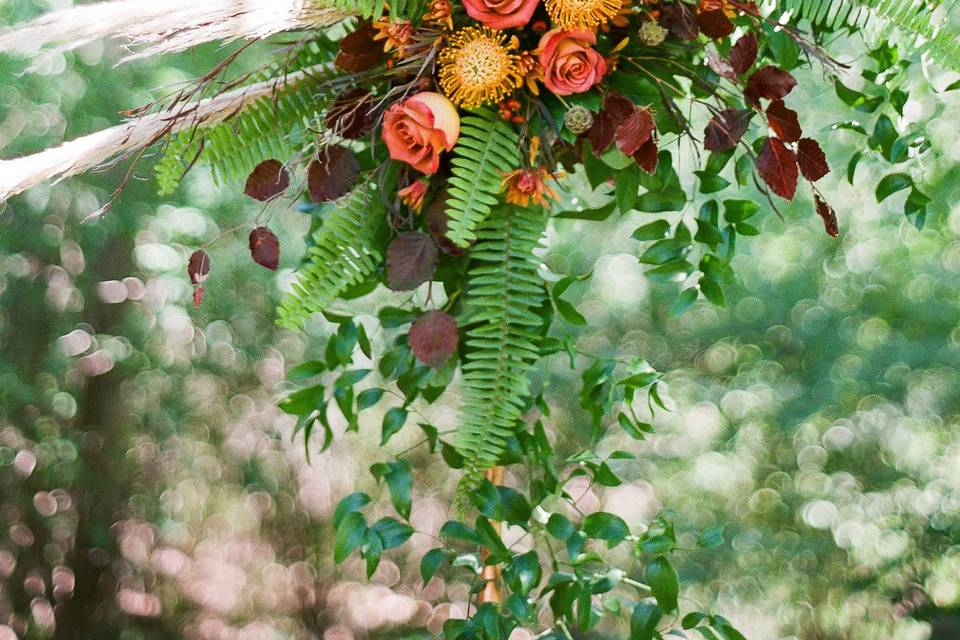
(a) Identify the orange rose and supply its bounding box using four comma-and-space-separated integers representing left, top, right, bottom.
382, 92, 461, 174
538, 28, 606, 96
463, 0, 539, 29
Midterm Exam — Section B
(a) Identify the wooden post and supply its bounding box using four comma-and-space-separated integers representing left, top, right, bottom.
478, 465, 505, 605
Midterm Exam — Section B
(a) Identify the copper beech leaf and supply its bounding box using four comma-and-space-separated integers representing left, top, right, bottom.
386, 232, 439, 291
703, 109, 753, 151
408, 311, 458, 368
662, 2, 699, 40
308, 146, 360, 202
615, 107, 655, 156
797, 138, 830, 181
244, 159, 290, 201
707, 52, 737, 81
744, 66, 797, 106
697, 9, 735, 39
757, 137, 799, 200
335, 22, 385, 72
766, 100, 802, 142
187, 249, 210, 285
249, 227, 280, 271
815, 195, 840, 237
634, 138, 659, 174
588, 93, 635, 154
729, 33, 758, 75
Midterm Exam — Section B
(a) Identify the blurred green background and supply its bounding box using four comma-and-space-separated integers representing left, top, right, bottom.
2, 2, 960, 639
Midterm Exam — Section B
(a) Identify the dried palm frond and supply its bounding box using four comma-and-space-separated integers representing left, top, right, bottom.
0, 66, 324, 202
0, 0, 349, 62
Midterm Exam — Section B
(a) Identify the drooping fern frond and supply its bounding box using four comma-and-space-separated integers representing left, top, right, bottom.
454, 204, 548, 473
154, 42, 340, 194
277, 181, 388, 328
774, 0, 960, 70
444, 109, 521, 248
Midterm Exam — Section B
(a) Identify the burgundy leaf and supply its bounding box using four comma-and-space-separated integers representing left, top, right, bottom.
244, 160, 290, 201
308, 147, 360, 202
249, 227, 280, 271
424, 195, 468, 256
615, 107, 655, 156
766, 100, 802, 142
661, 2, 699, 40
587, 93, 636, 154
815, 194, 839, 238
744, 66, 797, 106
335, 22, 386, 72
728, 33, 758, 75
697, 9, 735, 39
409, 310, 459, 368
192, 285, 205, 308
797, 138, 830, 181
703, 109, 753, 151
633, 137, 659, 174
326, 88, 375, 139
187, 249, 210, 285
386, 232, 439, 291
707, 52, 737, 81
756, 137, 799, 200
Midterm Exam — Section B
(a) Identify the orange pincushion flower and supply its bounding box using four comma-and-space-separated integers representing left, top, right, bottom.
501, 167, 559, 207
545, 0, 623, 30
438, 27, 524, 108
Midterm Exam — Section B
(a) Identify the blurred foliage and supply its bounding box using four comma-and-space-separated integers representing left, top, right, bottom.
3, 2, 960, 640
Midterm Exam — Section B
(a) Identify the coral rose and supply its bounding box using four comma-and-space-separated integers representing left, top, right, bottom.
537, 28, 606, 96
463, 0, 539, 29
382, 92, 461, 174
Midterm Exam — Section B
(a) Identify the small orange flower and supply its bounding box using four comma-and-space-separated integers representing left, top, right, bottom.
501, 167, 559, 208
423, 0, 454, 30
373, 18, 416, 57
399, 179, 429, 213
698, 0, 736, 16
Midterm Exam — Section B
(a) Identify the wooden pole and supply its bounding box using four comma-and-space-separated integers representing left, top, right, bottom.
478, 465, 505, 605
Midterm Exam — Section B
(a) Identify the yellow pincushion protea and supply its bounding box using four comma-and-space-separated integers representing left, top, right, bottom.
545, 0, 623, 30
438, 27, 523, 109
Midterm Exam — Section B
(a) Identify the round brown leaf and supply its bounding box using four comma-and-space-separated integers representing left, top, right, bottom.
815, 194, 839, 237
703, 109, 753, 152
335, 22, 386, 73
249, 227, 280, 271
244, 159, 290, 201
187, 249, 210, 285
615, 107, 655, 156
424, 195, 468, 256
308, 147, 360, 202
766, 100, 802, 143
744, 66, 797, 106
409, 310, 458, 368
697, 9, 735, 39
728, 33, 758, 75
797, 138, 830, 182
756, 137, 799, 200
386, 232, 439, 291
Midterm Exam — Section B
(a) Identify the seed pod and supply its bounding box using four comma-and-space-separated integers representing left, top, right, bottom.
564, 105, 594, 134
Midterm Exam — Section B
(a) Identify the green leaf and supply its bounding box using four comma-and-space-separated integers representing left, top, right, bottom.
439, 520, 483, 545
504, 550, 542, 595
618, 413, 655, 440
336, 368, 371, 388
582, 512, 629, 545
369, 517, 414, 550
646, 556, 679, 613
279, 384, 325, 416
381, 407, 408, 445
357, 387, 385, 411
671, 287, 699, 316
287, 360, 326, 381
556, 299, 587, 325
547, 513, 576, 541
363, 528, 382, 578
722, 199, 760, 223
333, 492, 371, 529
592, 462, 622, 487
630, 602, 663, 640
616, 164, 642, 212
379, 460, 413, 519
697, 525, 725, 548
420, 548, 449, 584
876, 173, 913, 202
334, 511, 366, 563
632, 220, 671, 241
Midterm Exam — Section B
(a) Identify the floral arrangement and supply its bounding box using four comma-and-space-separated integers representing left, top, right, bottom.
0, 0, 954, 636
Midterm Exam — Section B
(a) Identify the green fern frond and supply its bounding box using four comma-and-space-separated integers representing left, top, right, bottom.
154, 42, 339, 195
454, 204, 548, 473
444, 109, 521, 248
323, 0, 384, 19
777, 0, 960, 70
277, 181, 388, 328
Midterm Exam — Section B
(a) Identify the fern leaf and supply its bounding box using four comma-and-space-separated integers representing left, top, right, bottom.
153, 42, 338, 193
454, 204, 548, 472
776, 0, 960, 71
277, 181, 388, 328
444, 110, 521, 248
